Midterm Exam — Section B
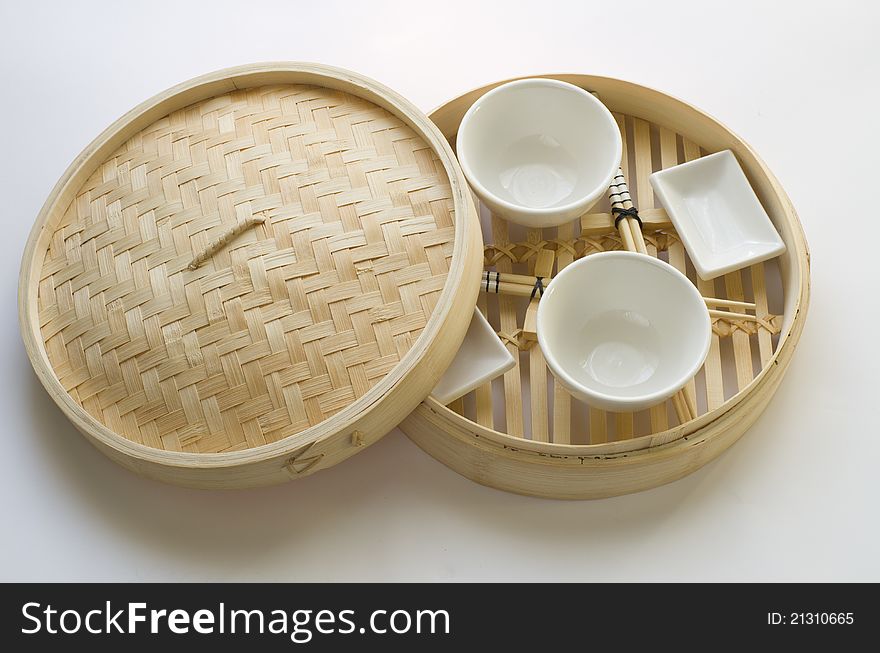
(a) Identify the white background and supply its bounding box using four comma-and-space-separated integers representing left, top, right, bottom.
1, 0, 877, 582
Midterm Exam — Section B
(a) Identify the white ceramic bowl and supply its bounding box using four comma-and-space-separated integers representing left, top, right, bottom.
456, 79, 622, 228
537, 252, 711, 412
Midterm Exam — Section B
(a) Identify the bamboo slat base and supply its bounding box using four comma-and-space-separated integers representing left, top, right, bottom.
400, 74, 809, 499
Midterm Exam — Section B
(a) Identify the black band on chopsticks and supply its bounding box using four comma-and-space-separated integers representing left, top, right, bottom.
483, 271, 501, 293
530, 277, 545, 300
612, 206, 642, 229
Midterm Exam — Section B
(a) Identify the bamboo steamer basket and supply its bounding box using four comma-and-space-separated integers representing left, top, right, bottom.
19, 63, 482, 488
400, 74, 810, 499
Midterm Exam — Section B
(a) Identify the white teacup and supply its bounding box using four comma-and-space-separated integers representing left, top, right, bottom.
537, 252, 711, 412
456, 78, 622, 228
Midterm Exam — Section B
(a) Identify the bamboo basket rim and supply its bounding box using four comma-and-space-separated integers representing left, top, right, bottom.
19, 62, 479, 470
419, 72, 810, 458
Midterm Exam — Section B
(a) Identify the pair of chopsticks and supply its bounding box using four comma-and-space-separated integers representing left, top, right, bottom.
480, 267, 759, 321
610, 167, 649, 254
481, 270, 547, 298
480, 279, 758, 326
610, 169, 698, 422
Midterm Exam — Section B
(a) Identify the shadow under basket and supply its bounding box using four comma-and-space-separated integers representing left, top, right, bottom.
399, 74, 810, 499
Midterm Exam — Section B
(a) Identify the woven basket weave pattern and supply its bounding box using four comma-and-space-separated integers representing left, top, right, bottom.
38, 83, 455, 454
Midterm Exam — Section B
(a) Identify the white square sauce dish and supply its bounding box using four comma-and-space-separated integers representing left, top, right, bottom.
431, 309, 515, 405
649, 149, 786, 280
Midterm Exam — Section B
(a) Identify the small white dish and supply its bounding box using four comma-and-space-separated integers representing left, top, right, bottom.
537, 252, 711, 412
456, 78, 622, 228
649, 149, 786, 280
431, 309, 515, 405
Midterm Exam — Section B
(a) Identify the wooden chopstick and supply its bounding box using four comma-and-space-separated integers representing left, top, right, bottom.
703, 297, 757, 310
708, 309, 758, 322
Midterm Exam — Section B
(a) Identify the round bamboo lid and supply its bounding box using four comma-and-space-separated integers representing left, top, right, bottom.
20, 63, 482, 487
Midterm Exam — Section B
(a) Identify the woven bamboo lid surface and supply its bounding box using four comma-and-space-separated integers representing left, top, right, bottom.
20, 63, 482, 487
